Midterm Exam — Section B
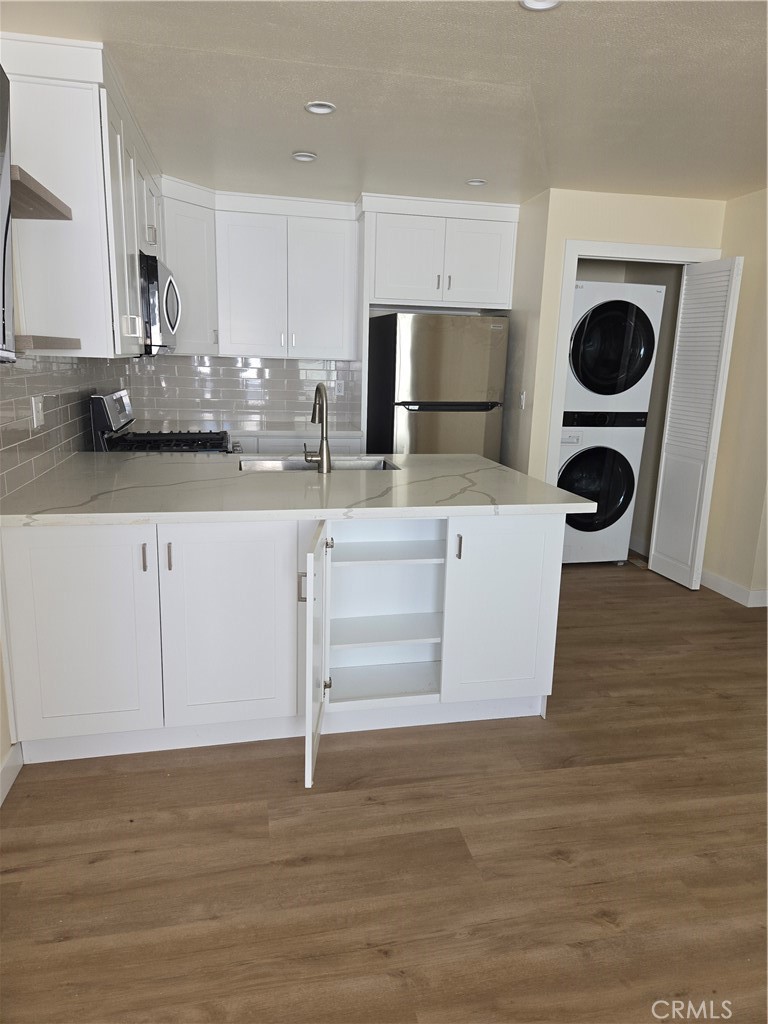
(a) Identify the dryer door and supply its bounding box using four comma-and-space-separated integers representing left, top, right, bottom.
570, 301, 655, 395
558, 446, 635, 532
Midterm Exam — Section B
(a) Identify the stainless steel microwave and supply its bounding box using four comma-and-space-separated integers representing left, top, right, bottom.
139, 251, 180, 355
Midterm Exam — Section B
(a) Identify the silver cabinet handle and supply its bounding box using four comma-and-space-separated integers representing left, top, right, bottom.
456, 534, 463, 559
297, 571, 307, 602
167, 542, 173, 571
447, 275, 452, 291
212, 329, 218, 346
436, 274, 441, 291
141, 543, 148, 572
291, 333, 296, 348
146, 224, 157, 246
281, 332, 285, 348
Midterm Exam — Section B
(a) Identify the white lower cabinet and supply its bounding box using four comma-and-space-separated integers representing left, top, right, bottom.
2, 515, 563, 775
1, 526, 163, 739
158, 523, 297, 726
303, 514, 564, 786
2, 522, 297, 742
441, 515, 564, 701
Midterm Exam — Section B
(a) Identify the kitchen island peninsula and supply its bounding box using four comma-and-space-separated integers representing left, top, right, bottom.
0, 453, 594, 785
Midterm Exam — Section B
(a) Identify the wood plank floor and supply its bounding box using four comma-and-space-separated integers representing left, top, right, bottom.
1, 564, 765, 1024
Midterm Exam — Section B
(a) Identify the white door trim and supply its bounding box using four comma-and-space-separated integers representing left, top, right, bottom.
544, 240, 721, 484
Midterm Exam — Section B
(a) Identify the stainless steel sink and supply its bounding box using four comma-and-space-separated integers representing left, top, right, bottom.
239, 456, 400, 473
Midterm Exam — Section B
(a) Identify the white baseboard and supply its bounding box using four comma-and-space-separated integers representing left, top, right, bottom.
20, 696, 549, 765
701, 570, 768, 608
0, 744, 23, 805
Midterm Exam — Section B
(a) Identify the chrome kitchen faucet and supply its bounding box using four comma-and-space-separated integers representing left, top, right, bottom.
304, 383, 332, 474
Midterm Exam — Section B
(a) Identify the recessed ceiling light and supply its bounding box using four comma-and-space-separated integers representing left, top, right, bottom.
519, 0, 562, 9
465, 178, 488, 186
292, 151, 318, 162
304, 101, 336, 115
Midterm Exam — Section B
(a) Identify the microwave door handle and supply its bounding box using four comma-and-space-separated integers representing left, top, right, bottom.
163, 274, 181, 335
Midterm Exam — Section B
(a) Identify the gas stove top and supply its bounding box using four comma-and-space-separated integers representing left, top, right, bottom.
107, 430, 232, 453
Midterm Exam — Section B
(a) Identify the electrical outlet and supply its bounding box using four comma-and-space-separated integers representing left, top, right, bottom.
31, 395, 45, 429
519, 390, 526, 410
334, 380, 345, 397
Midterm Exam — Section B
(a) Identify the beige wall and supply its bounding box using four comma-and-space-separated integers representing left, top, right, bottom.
703, 188, 767, 594
501, 189, 549, 472
526, 189, 726, 480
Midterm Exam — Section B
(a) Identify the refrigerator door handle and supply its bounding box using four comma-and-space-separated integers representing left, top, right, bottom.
395, 401, 501, 413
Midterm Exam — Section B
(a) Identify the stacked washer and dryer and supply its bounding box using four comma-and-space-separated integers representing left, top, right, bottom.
558, 281, 665, 564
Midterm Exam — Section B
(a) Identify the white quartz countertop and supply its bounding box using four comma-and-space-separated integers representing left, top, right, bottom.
0, 453, 595, 525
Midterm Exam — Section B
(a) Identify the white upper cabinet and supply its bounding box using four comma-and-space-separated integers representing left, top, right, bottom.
443, 218, 515, 306
102, 93, 142, 354
287, 217, 356, 359
216, 210, 357, 360
3, 37, 164, 358
9, 78, 117, 357
133, 151, 163, 259
373, 214, 447, 302
216, 211, 288, 358
163, 196, 219, 355
370, 211, 516, 308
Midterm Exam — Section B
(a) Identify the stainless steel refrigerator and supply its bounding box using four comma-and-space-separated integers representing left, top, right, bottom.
366, 313, 508, 458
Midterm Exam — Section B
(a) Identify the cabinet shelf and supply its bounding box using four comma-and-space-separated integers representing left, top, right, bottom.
331, 540, 445, 566
328, 661, 441, 707
330, 612, 442, 649
11, 165, 72, 221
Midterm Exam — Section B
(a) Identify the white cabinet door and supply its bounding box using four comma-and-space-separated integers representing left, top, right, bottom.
287, 218, 356, 359
373, 213, 446, 302
441, 516, 564, 702
158, 522, 298, 727
305, 521, 331, 788
216, 211, 288, 357
443, 219, 515, 307
132, 153, 163, 258
2, 526, 163, 740
164, 198, 218, 355
101, 93, 143, 355
10, 79, 115, 357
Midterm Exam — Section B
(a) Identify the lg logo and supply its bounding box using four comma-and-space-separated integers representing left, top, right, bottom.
651, 1000, 733, 1020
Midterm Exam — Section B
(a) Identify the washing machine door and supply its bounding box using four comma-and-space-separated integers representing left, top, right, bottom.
570, 301, 655, 395
558, 446, 635, 532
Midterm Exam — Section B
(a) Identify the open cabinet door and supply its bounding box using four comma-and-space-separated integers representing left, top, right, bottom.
648, 257, 743, 589
305, 521, 331, 788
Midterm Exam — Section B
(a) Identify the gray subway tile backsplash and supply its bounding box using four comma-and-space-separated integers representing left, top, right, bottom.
0, 352, 362, 496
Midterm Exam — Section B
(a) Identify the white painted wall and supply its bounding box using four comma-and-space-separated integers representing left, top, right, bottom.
500, 190, 549, 473
703, 189, 767, 598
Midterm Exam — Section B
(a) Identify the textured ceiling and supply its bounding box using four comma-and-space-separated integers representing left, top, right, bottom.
1, 1, 765, 203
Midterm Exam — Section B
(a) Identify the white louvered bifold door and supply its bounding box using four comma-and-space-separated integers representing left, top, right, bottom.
648, 257, 743, 589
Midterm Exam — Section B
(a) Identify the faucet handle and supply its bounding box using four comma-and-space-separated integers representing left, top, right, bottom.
304, 442, 318, 464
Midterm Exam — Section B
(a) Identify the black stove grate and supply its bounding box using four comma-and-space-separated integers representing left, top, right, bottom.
108, 430, 231, 453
